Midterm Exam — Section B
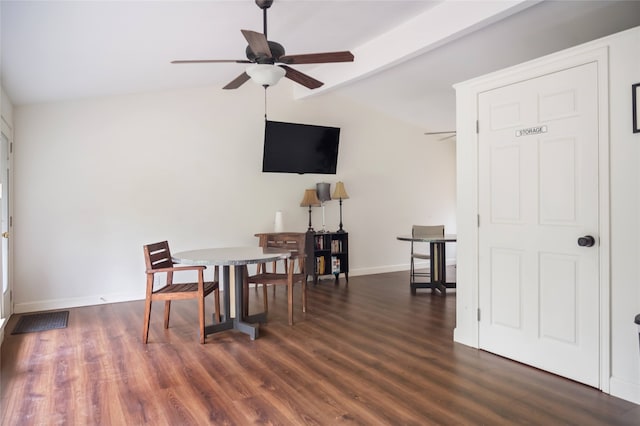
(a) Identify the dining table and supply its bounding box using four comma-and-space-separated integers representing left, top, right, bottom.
172, 246, 290, 340
396, 234, 457, 295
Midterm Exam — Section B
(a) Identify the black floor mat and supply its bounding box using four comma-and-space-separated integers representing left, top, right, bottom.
11, 311, 69, 334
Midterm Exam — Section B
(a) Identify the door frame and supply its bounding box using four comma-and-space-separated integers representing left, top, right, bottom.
453, 46, 610, 391
0, 115, 13, 337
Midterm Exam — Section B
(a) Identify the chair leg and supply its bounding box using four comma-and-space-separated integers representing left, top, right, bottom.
164, 300, 171, 329
198, 294, 206, 344
243, 280, 249, 318
287, 282, 294, 326
302, 280, 307, 313
143, 298, 152, 343
410, 256, 415, 282
242, 266, 249, 318
214, 289, 221, 323
262, 284, 269, 313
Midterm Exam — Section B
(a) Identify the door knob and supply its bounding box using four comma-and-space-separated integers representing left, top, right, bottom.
1, 232, 8, 239
577, 235, 595, 247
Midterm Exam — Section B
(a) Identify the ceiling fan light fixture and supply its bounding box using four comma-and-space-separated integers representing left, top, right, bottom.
246, 64, 286, 87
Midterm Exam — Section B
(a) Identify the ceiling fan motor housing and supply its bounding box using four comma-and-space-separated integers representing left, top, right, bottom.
255, 0, 273, 9
246, 41, 285, 64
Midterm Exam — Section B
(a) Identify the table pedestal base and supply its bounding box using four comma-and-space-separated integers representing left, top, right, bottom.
204, 265, 266, 341
410, 281, 457, 295
410, 241, 456, 296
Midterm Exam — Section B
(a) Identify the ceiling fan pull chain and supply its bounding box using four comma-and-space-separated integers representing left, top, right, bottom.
264, 86, 268, 120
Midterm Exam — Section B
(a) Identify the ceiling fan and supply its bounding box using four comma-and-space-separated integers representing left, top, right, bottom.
171, 0, 355, 90
424, 131, 456, 141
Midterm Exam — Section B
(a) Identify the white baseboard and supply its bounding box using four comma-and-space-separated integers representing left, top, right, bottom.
13, 291, 144, 314
11, 262, 458, 313
0, 317, 6, 348
349, 264, 409, 276
12, 288, 234, 314
350, 260, 456, 277
609, 376, 640, 405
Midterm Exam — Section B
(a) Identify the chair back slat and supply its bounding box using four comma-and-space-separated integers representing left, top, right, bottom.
412, 225, 444, 239
143, 241, 174, 271
264, 233, 305, 254
258, 232, 306, 274
250, 233, 308, 326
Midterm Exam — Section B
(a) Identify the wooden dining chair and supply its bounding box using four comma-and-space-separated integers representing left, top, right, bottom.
410, 225, 445, 285
143, 241, 221, 344
246, 232, 307, 325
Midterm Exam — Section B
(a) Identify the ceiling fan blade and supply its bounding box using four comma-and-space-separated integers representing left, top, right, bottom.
279, 51, 354, 65
424, 131, 456, 141
223, 72, 251, 90
279, 65, 323, 90
241, 29, 272, 58
171, 59, 252, 64
424, 131, 456, 135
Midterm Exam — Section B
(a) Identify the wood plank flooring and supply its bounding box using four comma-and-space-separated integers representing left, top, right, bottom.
2, 270, 639, 425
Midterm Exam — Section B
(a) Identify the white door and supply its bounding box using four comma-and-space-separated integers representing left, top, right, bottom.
478, 62, 600, 387
0, 130, 10, 319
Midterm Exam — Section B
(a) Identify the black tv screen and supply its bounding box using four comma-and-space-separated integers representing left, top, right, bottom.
262, 120, 340, 174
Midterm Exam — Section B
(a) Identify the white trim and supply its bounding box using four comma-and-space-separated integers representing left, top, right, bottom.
0, 116, 11, 132
595, 49, 611, 395
0, 116, 13, 350
610, 377, 640, 405
11, 262, 452, 313
13, 292, 144, 314
0, 317, 6, 346
453, 86, 480, 347
454, 45, 611, 391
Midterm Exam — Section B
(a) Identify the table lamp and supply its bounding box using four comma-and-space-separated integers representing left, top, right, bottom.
300, 189, 321, 232
332, 181, 349, 233
316, 182, 331, 233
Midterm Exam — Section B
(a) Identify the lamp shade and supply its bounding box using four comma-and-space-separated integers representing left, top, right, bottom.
300, 189, 321, 207
246, 64, 286, 87
332, 181, 349, 200
316, 182, 331, 202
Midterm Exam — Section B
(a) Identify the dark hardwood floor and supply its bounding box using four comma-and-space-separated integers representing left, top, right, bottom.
2, 270, 639, 425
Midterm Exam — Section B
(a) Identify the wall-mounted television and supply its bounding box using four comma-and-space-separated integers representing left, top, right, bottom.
262, 120, 340, 174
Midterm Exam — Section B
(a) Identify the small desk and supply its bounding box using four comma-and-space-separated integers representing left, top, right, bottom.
172, 247, 290, 340
396, 234, 457, 295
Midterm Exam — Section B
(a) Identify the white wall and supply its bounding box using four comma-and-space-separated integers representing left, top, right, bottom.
455, 26, 640, 404
12, 79, 456, 312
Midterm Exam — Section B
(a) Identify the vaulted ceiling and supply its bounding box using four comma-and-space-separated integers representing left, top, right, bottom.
2, 1, 640, 130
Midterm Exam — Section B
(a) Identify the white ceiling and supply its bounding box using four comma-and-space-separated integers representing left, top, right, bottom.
2, 0, 640, 130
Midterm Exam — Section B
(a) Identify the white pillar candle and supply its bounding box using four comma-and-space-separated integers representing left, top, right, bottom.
274, 211, 284, 232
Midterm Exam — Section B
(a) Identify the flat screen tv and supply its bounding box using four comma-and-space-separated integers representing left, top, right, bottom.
262, 120, 340, 174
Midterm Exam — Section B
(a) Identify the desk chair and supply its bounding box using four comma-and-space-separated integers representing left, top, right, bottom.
143, 241, 221, 344
246, 233, 307, 325
410, 225, 445, 285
